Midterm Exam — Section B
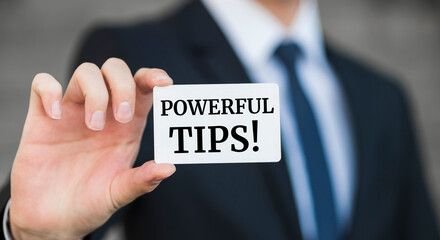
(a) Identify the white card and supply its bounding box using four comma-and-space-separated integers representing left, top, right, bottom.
153, 83, 281, 164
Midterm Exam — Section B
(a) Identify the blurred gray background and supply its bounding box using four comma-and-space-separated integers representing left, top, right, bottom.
0, 0, 439, 236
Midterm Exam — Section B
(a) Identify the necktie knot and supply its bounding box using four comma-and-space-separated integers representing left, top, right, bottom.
274, 42, 303, 66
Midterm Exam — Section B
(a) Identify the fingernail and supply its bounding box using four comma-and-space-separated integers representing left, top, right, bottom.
154, 72, 173, 85
116, 102, 133, 123
90, 111, 105, 130
51, 101, 62, 119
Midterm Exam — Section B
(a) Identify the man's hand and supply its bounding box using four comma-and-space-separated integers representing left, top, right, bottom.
9, 58, 176, 240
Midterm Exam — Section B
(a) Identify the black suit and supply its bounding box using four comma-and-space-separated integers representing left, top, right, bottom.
1, 1, 438, 239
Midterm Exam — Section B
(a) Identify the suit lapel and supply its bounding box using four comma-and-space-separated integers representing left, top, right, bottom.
174, 1, 250, 85
174, 1, 303, 239
260, 157, 303, 240
326, 48, 371, 240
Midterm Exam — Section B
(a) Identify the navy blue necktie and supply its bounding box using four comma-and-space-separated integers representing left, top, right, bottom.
274, 43, 338, 240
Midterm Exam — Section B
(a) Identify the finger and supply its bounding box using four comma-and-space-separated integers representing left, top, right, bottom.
109, 160, 176, 210
101, 58, 135, 123
29, 73, 63, 119
133, 68, 173, 118
64, 62, 109, 131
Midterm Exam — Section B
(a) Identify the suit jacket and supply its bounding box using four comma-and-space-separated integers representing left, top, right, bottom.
1, 1, 438, 239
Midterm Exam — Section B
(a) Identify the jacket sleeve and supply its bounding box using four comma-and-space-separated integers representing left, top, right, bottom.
0, 177, 10, 240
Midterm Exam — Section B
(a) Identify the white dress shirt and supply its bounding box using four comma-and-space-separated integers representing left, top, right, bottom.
3, 1, 356, 239
202, 0, 356, 239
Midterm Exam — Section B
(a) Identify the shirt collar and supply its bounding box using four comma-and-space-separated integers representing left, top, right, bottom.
201, 0, 326, 69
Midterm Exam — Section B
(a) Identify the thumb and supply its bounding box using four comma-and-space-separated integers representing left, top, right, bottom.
109, 160, 176, 210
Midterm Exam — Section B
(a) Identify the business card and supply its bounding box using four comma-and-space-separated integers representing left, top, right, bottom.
153, 83, 281, 164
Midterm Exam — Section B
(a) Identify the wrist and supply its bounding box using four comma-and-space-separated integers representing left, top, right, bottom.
9, 214, 80, 240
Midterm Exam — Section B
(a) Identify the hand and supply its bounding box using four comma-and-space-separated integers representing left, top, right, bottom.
9, 58, 176, 240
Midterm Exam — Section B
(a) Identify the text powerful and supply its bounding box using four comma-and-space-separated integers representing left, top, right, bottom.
161, 98, 274, 116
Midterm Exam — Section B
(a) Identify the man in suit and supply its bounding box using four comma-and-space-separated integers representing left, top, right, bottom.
1, 0, 439, 239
